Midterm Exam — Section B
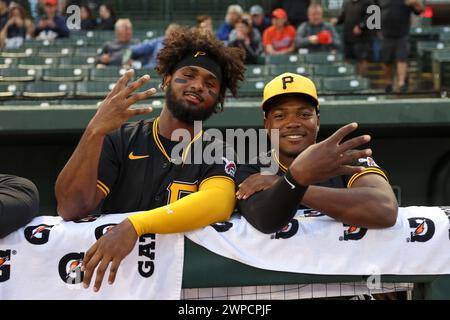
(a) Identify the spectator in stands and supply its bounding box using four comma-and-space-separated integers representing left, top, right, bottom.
216, 4, 243, 42
0, 3, 34, 48
262, 8, 296, 56
96, 3, 116, 30
124, 23, 180, 69
196, 14, 213, 35
0, 174, 39, 239
79, 2, 96, 30
34, 0, 69, 40
249, 5, 271, 37
0, 0, 9, 31
332, 0, 374, 77
96, 18, 134, 68
377, 0, 424, 93
296, 3, 340, 53
228, 16, 263, 64
272, 0, 310, 28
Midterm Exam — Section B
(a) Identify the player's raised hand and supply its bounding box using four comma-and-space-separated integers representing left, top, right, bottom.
88, 69, 156, 135
289, 122, 372, 186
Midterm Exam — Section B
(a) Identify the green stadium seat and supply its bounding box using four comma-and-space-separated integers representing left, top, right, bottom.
322, 77, 369, 92
238, 79, 266, 96
59, 56, 97, 67
440, 32, 450, 42
75, 81, 116, 98
269, 65, 312, 76
18, 56, 57, 69
312, 64, 356, 77
56, 38, 90, 47
265, 54, 305, 65
90, 67, 128, 81
22, 39, 54, 49
0, 68, 37, 82
0, 83, 22, 98
38, 47, 73, 58
22, 82, 74, 98
75, 47, 102, 57
245, 65, 268, 79
42, 68, 87, 82
0, 57, 16, 68
303, 53, 343, 65
0, 47, 34, 58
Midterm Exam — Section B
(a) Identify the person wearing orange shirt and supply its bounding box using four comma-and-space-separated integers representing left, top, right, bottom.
262, 8, 296, 55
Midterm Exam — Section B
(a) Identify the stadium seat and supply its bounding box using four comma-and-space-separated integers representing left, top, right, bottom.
42, 68, 87, 82
0, 57, 16, 68
312, 64, 356, 77
75, 81, 117, 98
245, 65, 268, 79
90, 67, 128, 81
59, 56, 96, 67
238, 79, 266, 97
38, 47, 73, 58
440, 32, 450, 42
269, 65, 312, 76
322, 77, 370, 92
0, 68, 37, 82
303, 53, 343, 65
0, 47, 34, 58
0, 83, 22, 98
22, 82, 74, 98
265, 54, 305, 65
17, 56, 57, 69
75, 47, 102, 57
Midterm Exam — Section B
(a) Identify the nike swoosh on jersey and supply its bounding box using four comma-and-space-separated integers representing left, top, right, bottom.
128, 152, 150, 160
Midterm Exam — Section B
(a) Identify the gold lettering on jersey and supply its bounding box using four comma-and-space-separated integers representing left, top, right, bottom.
167, 181, 198, 204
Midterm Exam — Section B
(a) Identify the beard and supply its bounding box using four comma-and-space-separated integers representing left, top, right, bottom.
165, 85, 217, 124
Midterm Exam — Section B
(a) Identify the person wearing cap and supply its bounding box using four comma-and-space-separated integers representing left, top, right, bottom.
249, 5, 271, 37
235, 73, 398, 233
55, 27, 245, 292
262, 8, 296, 55
216, 4, 243, 42
296, 3, 341, 53
34, 0, 69, 39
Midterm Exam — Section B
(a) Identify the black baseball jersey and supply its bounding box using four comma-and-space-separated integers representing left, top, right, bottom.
97, 117, 236, 214
236, 150, 388, 209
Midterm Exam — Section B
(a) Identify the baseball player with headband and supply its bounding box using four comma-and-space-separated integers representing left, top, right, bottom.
236, 73, 398, 233
55, 27, 245, 292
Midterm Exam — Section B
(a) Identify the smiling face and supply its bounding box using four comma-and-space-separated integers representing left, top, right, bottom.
264, 94, 320, 162
164, 66, 221, 124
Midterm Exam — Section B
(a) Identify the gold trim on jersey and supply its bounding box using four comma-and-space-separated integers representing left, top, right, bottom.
166, 180, 198, 204
272, 150, 288, 173
97, 179, 110, 197
199, 175, 235, 189
152, 117, 203, 163
347, 167, 388, 188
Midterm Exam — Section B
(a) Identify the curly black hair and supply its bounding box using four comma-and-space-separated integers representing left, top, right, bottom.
156, 27, 246, 108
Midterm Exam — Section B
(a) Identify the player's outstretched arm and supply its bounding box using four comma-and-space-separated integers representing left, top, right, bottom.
81, 176, 235, 292
55, 70, 155, 220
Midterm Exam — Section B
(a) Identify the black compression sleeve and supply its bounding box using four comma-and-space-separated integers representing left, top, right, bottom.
237, 170, 308, 234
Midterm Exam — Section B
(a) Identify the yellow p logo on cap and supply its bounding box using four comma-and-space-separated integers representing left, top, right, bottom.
194, 51, 206, 58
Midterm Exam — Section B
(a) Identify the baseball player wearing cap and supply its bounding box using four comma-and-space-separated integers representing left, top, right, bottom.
236, 73, 398, 233
55, 28, 245, 291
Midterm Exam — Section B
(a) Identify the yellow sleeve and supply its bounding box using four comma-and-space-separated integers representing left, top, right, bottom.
127, 177, 236, 236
